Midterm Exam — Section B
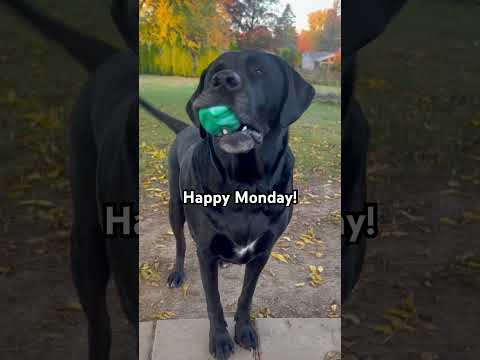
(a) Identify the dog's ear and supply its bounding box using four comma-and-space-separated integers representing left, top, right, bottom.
186, 64, 211, 138
278, 59, 316, 127
343, 0, 407, 56
111, 0, 138, 53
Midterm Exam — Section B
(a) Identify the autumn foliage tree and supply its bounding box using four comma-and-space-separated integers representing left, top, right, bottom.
297, 2, 340, 54
237, 25, 274, 50
139, 0, 231, 76
297, 30, 314, 53
221, 0, 295, 51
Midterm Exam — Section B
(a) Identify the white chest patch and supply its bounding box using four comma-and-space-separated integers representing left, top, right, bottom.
234, 239, 258, 258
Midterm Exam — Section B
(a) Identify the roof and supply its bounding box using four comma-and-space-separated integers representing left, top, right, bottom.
303, 51, 336, 62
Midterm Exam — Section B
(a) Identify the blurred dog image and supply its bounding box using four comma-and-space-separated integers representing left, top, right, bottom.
341, 0, 408, 302
4, 1, 139, 359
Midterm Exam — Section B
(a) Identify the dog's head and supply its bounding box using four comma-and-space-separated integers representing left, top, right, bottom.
186, 50, 315, 154
343, 0, 407, 56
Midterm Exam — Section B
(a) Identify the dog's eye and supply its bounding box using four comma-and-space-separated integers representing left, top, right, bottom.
254, 68, 263, 76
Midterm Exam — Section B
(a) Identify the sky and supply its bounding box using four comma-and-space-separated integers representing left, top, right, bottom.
279, 0, 335, 32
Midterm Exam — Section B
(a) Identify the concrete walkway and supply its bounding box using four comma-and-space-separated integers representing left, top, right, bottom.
140, 318, 340, 360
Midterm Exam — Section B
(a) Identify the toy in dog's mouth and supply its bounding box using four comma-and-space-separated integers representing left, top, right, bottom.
198, 105, 263, 154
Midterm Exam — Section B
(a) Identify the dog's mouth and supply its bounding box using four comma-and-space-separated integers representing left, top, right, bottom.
214, 123, 263, 154
193, 95, 263, 154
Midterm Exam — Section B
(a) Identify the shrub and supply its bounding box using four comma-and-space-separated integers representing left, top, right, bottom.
278, 47, 302, 68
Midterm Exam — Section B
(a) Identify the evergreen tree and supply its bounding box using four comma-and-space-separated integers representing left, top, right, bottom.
274, 4, 297, 49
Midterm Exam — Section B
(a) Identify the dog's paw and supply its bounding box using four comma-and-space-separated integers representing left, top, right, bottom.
167, 271, 185, 288
234, 321, 258, 350
209, 330, 235, 359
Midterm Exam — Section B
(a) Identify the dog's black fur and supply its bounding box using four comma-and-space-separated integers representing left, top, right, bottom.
341, 0, 408, 303
4, 1, 139, 359
144, 50, 314, 359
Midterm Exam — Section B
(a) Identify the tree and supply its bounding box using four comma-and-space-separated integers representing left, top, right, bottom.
308, 9, 329, 32
140, 0, 231, 51
278, 47, 301, 67
273, 4, 297, 49
237, 25, 275, 50
300, 4, 340, 53
297, 30, 314, 53
317, 7, 340, 51
221, 0, 280, 34
140, 0, 232, 76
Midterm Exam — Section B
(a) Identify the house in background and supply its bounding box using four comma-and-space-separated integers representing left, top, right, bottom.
301, 51, 338, 70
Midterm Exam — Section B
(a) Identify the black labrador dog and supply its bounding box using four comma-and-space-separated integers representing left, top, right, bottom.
142, 50, 314, 359
341, 0, 407, 302
4, 1, 139, 359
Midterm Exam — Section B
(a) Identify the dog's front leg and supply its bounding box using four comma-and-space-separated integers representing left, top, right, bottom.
234, 252, 270, 350
197, 250, 234, 359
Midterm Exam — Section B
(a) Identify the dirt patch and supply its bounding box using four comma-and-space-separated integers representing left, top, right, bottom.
139, 177, 341, 321
342, 168, 480, 360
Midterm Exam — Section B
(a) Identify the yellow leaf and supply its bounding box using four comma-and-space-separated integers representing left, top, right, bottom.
463, 211, 480, 221
182, 283, 189, 297
257, 307, 270, 318
295, 240, 305, 249
384, 308, 411, 320
404, 293, 416, 313
276, 241, 290, 248
439, 217, 458, 225
369, 324, 394, 336
153, 311, 176, 320
271, 252, 288, 264
59, 301, 83, 312
19, 200, 56, 208
295, 282, 305, 287
139, 263, 161, 282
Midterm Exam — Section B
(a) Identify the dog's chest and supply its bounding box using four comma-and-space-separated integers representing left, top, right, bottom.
204, 207, 287, 264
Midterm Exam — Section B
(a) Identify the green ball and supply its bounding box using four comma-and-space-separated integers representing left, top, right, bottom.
198, 106, 240, 135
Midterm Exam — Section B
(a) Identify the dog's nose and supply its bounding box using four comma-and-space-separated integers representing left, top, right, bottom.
211, 70, 242, 91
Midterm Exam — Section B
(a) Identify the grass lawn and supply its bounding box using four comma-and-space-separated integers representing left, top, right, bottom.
356, 0, 480, 171
139, 75, 340, 187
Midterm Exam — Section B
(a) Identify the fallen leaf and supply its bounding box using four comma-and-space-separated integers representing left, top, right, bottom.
369, 324, 394, 336
404, 293, 416, 313
19, 200, 56, 208
0, 265, 14, 276
385, 308, 411, 320
295, 240, 306, 249
153, 311, 176, 320
271, 252, 289, 263
463, 211, 480, 221
182, 283, 189, 297
57, 301, 83, 312
257, 307, 271, 318
139, 263, 161, 282
439, 217, 458, 226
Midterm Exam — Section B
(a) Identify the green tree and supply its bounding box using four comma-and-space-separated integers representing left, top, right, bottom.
273, 4, 297, 49
221, 0, 280, 34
